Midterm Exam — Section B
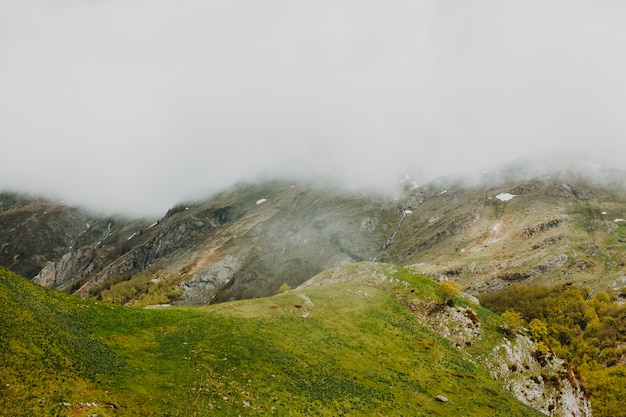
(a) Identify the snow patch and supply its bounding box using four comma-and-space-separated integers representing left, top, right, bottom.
615, 218, 625, 223
256, 198, 267, 205
403, 209, 413, 215
439, 189, 448, 195
127, 232, 137, 240
496, 193, 516, 201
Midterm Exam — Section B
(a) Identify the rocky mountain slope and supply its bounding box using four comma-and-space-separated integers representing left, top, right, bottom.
22, 181, 401, 303
385, 174, 626, 299
3, 173, 624, 307
0, 192, 149, 280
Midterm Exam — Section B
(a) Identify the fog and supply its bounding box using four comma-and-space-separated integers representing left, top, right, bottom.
1, 1, 625, 216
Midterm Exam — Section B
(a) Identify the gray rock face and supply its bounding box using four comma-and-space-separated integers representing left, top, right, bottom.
34, 247, 97, 290
359, 217, 379, 233
486, 336, 592, 417
549, 182, 591, 199
179, 254, 243, 304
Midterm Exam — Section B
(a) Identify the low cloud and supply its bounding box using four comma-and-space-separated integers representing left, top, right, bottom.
1, 1, 625, 216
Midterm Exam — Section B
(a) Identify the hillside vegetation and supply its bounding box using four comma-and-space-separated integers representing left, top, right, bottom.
480, 284, 626, 417
0, 264, 557, 417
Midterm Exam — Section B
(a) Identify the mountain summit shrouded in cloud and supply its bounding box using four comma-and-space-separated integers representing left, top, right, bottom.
1, 1, 625, 215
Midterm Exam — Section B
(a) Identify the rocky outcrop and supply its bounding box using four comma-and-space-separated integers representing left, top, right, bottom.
549, 182, 592, 200
33, 247, 97, 291
486, 336, 591, 417
179, 254, 243, 304
520, 217, 569, 239
407, 298, 591, 417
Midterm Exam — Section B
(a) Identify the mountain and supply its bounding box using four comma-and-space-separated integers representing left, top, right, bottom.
3, 171, 626, 415
3, 173, 625, 307
0, 192, 150, 285
24, 181, 401, 304
384, 174, 626, 298
0, 263, 590, 416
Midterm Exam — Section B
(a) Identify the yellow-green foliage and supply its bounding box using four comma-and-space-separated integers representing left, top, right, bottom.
436, 280, 459, 300
480, 283, 626, 417
133, 275, 182, 307
0, 264, 545, 417
580, 365, 626, 417
99, 273, 152, 304
528, 318, 549, 341
501, 310, 525, 332
95, 272, 181, 306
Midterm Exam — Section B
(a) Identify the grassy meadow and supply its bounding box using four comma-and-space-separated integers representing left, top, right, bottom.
0, 264, 544, 416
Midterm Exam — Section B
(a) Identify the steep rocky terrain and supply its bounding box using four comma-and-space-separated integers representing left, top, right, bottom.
2, 172, 625, 306
386, 174, 626, 299
0, 192, 149, 280
30, 182, 400, 303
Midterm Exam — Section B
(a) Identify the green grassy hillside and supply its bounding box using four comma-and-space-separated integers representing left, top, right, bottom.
0, 264, 548, 416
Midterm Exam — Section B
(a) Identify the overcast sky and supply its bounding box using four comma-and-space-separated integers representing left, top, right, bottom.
1, 1, 625, 216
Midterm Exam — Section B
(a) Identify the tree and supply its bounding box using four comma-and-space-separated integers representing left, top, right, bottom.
501, 310, 525, 333
437, 280, 459, 302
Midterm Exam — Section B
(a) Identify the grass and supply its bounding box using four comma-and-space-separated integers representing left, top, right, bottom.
0, 264, 545, 416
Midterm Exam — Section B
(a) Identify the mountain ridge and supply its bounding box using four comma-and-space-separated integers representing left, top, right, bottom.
4, 172, 624, 307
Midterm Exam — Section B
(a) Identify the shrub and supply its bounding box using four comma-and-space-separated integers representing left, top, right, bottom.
437, 280, 459, 301
278, 283, 291, 294
501, 310, 525, 333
